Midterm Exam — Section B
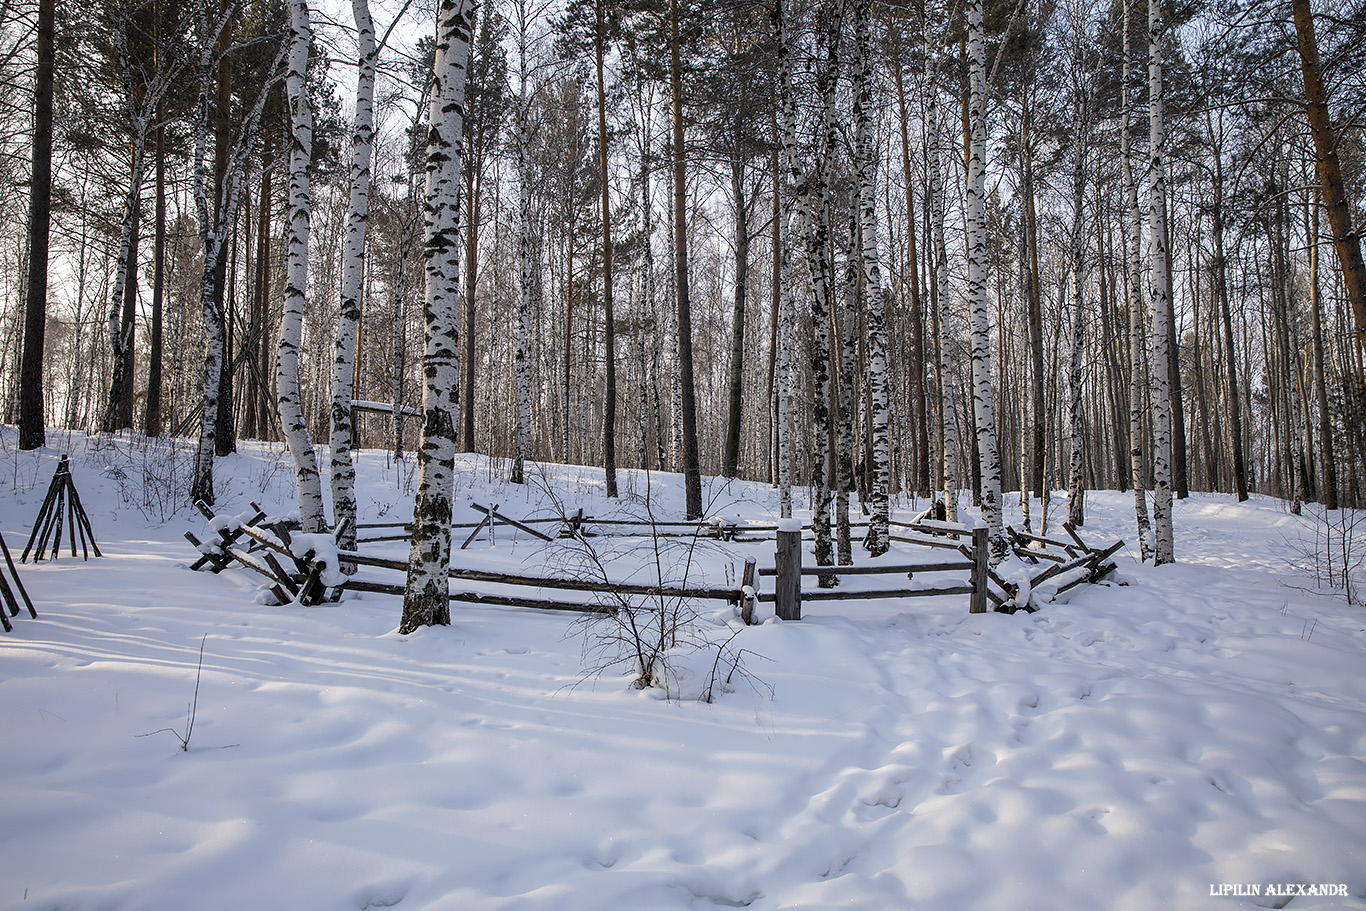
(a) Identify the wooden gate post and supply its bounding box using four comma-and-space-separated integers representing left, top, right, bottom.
776, 519, 802, 621
969, 526, 988, 614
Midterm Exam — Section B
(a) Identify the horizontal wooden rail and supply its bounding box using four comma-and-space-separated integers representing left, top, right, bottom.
336, 551, 743, 603
757, 584, 974, 603
344, 578, 616, 614
756, 560, 971, 577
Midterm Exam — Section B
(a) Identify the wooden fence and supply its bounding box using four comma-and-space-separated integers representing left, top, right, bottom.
186, 502, 1120, 619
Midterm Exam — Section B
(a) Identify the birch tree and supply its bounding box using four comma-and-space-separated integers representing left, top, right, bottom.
852, 0, 890, 555
965, 0, 1004, 561
1146, 0, 1174, 563
1120, 0, 1152, 559
803, 2, 841, 582
189, 3, 282, 506
401, 0, 476, 634
330, 0, 380, 562
278, 0, 326, 534
1065, 7, 1095, 528
771, 0, 798, 519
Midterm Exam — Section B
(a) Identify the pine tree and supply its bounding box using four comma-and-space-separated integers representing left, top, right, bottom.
18, 0, 55, 451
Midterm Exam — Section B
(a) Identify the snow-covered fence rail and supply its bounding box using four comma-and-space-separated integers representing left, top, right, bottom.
1007, 523, 1124, 597
187, 505, 1120, 619
334, 551, 755, 617
758, 523, 996, 620
184, 501, 344, 606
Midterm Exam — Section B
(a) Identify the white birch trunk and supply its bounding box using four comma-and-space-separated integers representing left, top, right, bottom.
1147, 0, 1175, 564
966, 0, 1004, 561
400, 0, 476, 633
853, 0, 890, 555
329, 0, 377, 559
1121, 0, 1153, 560
190, 41, 222, 505
277, 0, 325, 535
803, 10, 840, 581
190, 4, 278, 506
837, 218, 857, 565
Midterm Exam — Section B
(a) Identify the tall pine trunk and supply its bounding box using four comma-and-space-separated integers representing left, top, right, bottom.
511, 0, 532, 485
595, 0, 618, 497
1291, 0, 1366, 359
145, 86, 166, 438
670, 0, 702, 519
929, 91, 957, 521
722, 148, 748, 480
18, 0, 54, 450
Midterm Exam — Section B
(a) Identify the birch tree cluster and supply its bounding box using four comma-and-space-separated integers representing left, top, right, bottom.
4, 0, 1366, 587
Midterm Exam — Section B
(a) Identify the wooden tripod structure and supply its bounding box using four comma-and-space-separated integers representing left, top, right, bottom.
22, 454, 102, 563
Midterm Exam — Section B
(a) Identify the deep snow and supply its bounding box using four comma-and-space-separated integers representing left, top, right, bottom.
2, 429, 1364, 910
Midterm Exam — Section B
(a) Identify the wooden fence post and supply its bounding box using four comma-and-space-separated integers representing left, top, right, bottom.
970, 526, 988, 614
776, 520, 802, 621
740, 557, 757, 625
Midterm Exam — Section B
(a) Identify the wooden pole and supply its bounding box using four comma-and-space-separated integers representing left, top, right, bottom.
970, 525, 988, 614
740, 557, 757, 625
776, 520, 802, 621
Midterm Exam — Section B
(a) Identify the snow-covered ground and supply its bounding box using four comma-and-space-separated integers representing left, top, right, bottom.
2, 428, 1364, 910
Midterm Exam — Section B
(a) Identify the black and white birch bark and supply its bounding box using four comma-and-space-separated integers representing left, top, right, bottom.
852, 0, 890, 555
1066, 20, 1094, 529
1120, 0, 1152, 560
278, 0, 325, 534
771, 0, 798, 519
1146, 0, 1174, 564
190, 1, 281, 506
965, 0, 1004, 561
329, 0, 378, 560
837, 215, 858, 565
400, 0, 476, 633
802, 4, 841, 583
